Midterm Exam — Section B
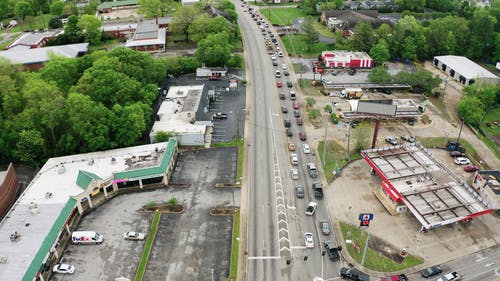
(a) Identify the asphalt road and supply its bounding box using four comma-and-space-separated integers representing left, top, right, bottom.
238, 3, 342, 281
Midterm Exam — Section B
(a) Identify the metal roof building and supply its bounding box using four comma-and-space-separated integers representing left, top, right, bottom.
433, 55, 499, 86
361, 143, 491, 232
0, 140, 177, 281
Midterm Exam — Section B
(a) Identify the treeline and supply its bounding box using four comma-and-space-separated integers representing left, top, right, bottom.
0, 47, 166, 166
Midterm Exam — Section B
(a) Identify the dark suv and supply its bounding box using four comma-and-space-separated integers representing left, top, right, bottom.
421, 265, 442, 278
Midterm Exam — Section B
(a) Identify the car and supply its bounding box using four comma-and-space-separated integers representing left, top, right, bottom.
271, 55, 277, 60
321, 77, 333, 84
279, 92, 285, 100
287, 80, 293, 88
281, 106, 288, 113
265, 23, 269, 27
286, 128, 293, 137
278, 51, 283, 57
319, 220, 331, 235
294, 110, 301, 118
305, 201, 317, 215
296, 117, 303, 126
421, 265, 443, 278
450, 151, 465, 157
340, 267, 369, 281
212, 112, 228, 120
288, 142, 296, 151
276, 81, 283, 88
296, 185, 305, 198
281, 63, 288, 70
299, 131, 307, 141
275, 70, 281, 78
307, 162, 318, 178
53, 264, 75, 274
272, 61, 278, 66
291, 168, 299, 180
293, 101, 300, 109
436, 271, 460, 281
284, 118, 291, 128
123, 231, 146, 240
408, 118, 416, 126
303, 143, 311, 154
454, 157, 470, 165
276, 46, 281, 52
464, 165, 479, 172
380, 274, 407, 281
313, 182, 323, 199
290, 153, 299, 165
385, 136, 398, 145
304, 232, 314, 248
400, 135, 415, 143
324, 240, 341, 261
290, 91, 296, 100
284, 70, 289, 76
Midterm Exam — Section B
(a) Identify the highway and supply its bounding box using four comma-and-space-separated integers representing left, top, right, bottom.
237, 3, 342, 281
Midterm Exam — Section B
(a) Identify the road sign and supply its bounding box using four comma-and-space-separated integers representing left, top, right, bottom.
358, 213, 374, 221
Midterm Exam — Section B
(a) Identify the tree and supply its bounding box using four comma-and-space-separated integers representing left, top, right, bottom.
301, 16, 319, 53
110, 103, 150, 147
392, 16, 427, 60
468, 9, 497, 59
48, 16, 63, 29
395, 0, 424, 12
457, 95, 485, 126
227, 54, 243, 68
171, 5, 203, 42
425, 0, 459, 12
308, 109, 321, 119
425, 16, 470, 56
64, 15, 82, 42
138, 0, 177, 18
368, 66, 393, 83
14, 1, 32, 22
195, 32, 233, 66
15, 129, 45, 167
375, 23, 393, 41
154, 131, 175, 142
394, 69, 441, 94
298, 0, 320, 15
188, 15, 231, 43
39, 56, 81, 92
401, 37, 417, 61
369, 39, 391, 65
49, 0, 64, 16
352, 22, 376, 52
353, 124, 371, 152
78, 15, 102, 45
306, 97, 316, 108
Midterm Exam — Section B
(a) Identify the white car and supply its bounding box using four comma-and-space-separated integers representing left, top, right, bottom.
291, 168, 299, 180
304, 232, 314, 248
290, 153, 299, 166
385, 136, 398, 145
53, 264, 75, 274
305, 201, 317, 215
278, 51, 283, 57
437, 271, 460, 281
123, 231, 146, 240
321, 77, 333, 84
281, 63, 288, 70
454, 157, 470, 165
303, 143, 311, 154
271, 55, 277, 60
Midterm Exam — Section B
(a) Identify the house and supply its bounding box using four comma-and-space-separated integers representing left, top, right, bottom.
0, 140, 178, 281
6, 31, 62, 50
124, 19, 166, 52
196, 66, 228, 79
150, 85, 214, 146
433, 55, 499, 86
321, 50, 373, 69
321, 10, 392, 35
472, 171, 500, 209
0, 43, 89, 70
98, 0, 138, 13
0, 163, 19, 220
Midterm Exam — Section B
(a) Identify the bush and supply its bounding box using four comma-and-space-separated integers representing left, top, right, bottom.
227, 54, 243, 68
48, 16, 63, 29
331, 113, 339, 124
325, 104, 333, 113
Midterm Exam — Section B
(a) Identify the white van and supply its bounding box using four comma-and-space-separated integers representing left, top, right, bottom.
72, 231, 103, 245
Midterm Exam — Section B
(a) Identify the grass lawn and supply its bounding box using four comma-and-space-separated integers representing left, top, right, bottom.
88, 38, 119, 52
318, 140, 361, 182
229, 209, 240, 280
135, 212, 161, 281
479, 108, 500, 159
2, 14, 53, 33
340, 222, 424, 272
311, 21, 335, 38
0, 36, 17, 50
282, 34, 334, 57
264, 7, 307, 26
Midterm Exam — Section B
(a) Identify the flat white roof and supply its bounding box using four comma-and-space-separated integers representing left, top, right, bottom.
434, 55, 498, 80
150, 100, 210, 135
0, 143, 170, 281
124, 28, 165, 47
0, 43, 89, 65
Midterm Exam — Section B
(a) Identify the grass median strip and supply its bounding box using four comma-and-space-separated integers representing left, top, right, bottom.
229, 209, 240, 280
135, 211, 161, 281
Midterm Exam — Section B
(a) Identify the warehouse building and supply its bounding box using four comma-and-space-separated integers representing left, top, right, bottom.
433, 55, 499, 86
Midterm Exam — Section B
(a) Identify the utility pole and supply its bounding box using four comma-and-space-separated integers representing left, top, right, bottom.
361, 231, 370, 266
346, 122, 351, 160
456, 118, 465, 143
322, 114, 328, 167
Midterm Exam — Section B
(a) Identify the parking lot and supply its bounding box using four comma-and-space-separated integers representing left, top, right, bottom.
54, 148, 239, 281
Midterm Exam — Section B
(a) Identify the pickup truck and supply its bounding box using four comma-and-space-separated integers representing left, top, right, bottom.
313, 182, 323, 199
340, 267, 369, 281
212, 112, 228, 120
323, 240, 340, 261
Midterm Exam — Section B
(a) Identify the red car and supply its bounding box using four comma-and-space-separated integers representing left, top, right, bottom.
276, 81, 283, 88
293, 101, 300, 109
464, 165, 479, 172
381, 274, 407, 281
299, 131, 307, 141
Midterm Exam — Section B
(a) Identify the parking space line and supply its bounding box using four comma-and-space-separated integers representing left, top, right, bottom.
248, 256, 281, 260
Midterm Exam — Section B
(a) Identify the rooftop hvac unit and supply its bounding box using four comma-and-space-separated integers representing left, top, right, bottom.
111, 157, 116, 164
58, 165, 66, 174
88, 159, 94, 165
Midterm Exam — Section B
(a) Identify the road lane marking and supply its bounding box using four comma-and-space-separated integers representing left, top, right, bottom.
248, 256, 281, 260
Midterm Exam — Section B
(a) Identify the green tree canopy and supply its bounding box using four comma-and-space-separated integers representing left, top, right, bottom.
15, 129, 46, 167
138, 0, 177, 17
171, 5, 203, 42
77, 14, 102, 45
352, 22, 376, 52
14, 1, 33, 22
49, 0, 65, 16
188, 15, 232, 43
195, 31, 233, 66
369, 39, 391, 65
301, 16, 319, 53
392, 15, 427, 60
425, 16, 470, 56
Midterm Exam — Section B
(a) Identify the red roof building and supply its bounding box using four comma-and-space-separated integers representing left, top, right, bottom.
321, 50, 373, 69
